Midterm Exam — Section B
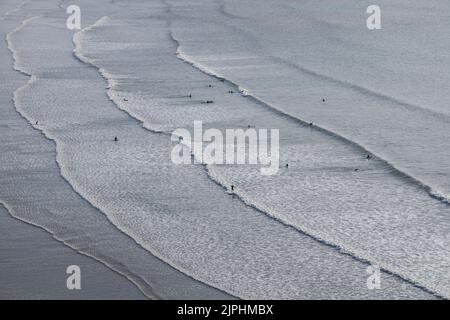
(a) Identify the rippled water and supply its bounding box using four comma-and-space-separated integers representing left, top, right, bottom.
1, 0, 449, 299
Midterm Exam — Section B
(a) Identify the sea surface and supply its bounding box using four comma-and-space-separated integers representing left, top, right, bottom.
1, 0, 449, 299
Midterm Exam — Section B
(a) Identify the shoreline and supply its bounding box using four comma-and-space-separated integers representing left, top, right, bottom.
0, 2, 234, 300
0, 204, 146, 300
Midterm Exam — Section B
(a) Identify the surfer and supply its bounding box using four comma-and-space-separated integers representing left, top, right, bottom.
114, 136, 118, 142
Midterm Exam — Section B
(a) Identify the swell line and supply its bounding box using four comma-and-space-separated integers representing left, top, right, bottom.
217, 1, 245, 21
270, 55, 450, 123
5, 14, 162, 300
0, 0, 29, 21
212, 0, 450, 123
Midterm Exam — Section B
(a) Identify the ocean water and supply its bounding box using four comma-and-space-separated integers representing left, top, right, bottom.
0, 0, 231, 300
164, 0, 450, 296
1, 0, 449, 299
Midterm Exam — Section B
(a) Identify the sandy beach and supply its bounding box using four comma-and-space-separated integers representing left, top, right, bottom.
0, 204, 145, 299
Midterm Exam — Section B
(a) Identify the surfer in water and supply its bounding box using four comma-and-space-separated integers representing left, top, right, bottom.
114, 136, 118, 142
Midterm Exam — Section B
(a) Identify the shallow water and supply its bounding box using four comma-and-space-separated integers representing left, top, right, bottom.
0, 0, 231, 300
1, 0, 448, 299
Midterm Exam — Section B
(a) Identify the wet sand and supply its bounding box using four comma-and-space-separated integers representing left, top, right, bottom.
0, 204, 146, 300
